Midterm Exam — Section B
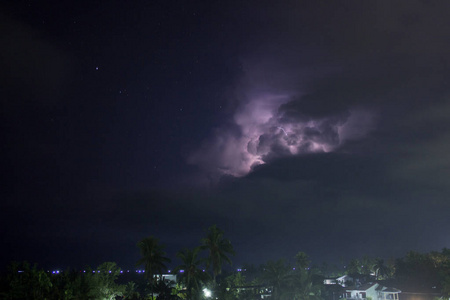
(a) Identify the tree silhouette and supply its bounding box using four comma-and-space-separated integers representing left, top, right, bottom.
373, 258, 389, 280
2, 261, 52, 300
287, 271, 322, 300
154, 279, 180, 300
347, 258, 362, 275
201, 225, 235, 283
137, 236, 171, 299
260, 259, 291, 300
123, 281, 140, 300
295, 252, 311, 270
175, 247, 210, 300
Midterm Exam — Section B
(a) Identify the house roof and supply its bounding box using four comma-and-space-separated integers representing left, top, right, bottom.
346, 283, 401, 293
380, 287, 401, 293
346, 283, 378, 291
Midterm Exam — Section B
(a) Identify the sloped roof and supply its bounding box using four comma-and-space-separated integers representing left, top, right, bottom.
346, 283, 377, 291
380, 287, 401, 293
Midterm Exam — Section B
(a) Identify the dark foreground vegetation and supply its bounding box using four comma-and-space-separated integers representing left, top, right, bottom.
1, 225, 449, 300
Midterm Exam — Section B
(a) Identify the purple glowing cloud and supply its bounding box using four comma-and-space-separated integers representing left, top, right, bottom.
188, 61, 376, 178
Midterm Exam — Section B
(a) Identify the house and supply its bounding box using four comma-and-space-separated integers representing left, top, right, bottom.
377, 286, 401, 300
344, 283, 379, 300
343, 283, 401, 300
324, 278, 338, 285
323, 275, 353, 287
324, 274, 378, 288
338, 275, 354, 287
160, 274, 177, 284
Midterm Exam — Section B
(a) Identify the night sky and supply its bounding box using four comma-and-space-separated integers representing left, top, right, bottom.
1, 1, 450, 271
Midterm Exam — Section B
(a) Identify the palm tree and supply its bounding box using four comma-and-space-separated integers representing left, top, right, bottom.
200, 225, 235, 283
137, 236, 171, 299
175, 247, 210, 300
373, 258, 389, 280
260, 259, 291, 300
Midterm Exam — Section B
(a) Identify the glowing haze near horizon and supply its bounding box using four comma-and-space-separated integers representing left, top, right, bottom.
188, 63, 375, 178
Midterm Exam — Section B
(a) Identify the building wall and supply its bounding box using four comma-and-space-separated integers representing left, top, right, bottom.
346, 284, 379, 300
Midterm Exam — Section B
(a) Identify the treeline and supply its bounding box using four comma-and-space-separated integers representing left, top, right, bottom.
1, 225, 450, 300
0, 261, 129, 299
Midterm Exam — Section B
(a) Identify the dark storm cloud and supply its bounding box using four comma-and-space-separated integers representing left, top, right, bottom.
188, 0, 450, 180
185, 0, 450, 262
204, 150, 449, 262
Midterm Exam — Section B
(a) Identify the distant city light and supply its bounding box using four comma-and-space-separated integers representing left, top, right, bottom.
21, 267, 185, 276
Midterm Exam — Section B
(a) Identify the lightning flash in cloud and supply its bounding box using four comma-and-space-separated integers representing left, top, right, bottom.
277, 127, 288, 136
188, 59, 375, 179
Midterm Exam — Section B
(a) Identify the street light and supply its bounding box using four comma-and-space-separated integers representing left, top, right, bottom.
203, 288, 212, 298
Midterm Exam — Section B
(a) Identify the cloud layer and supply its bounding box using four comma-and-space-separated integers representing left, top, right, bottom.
188, 60, 375, 178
